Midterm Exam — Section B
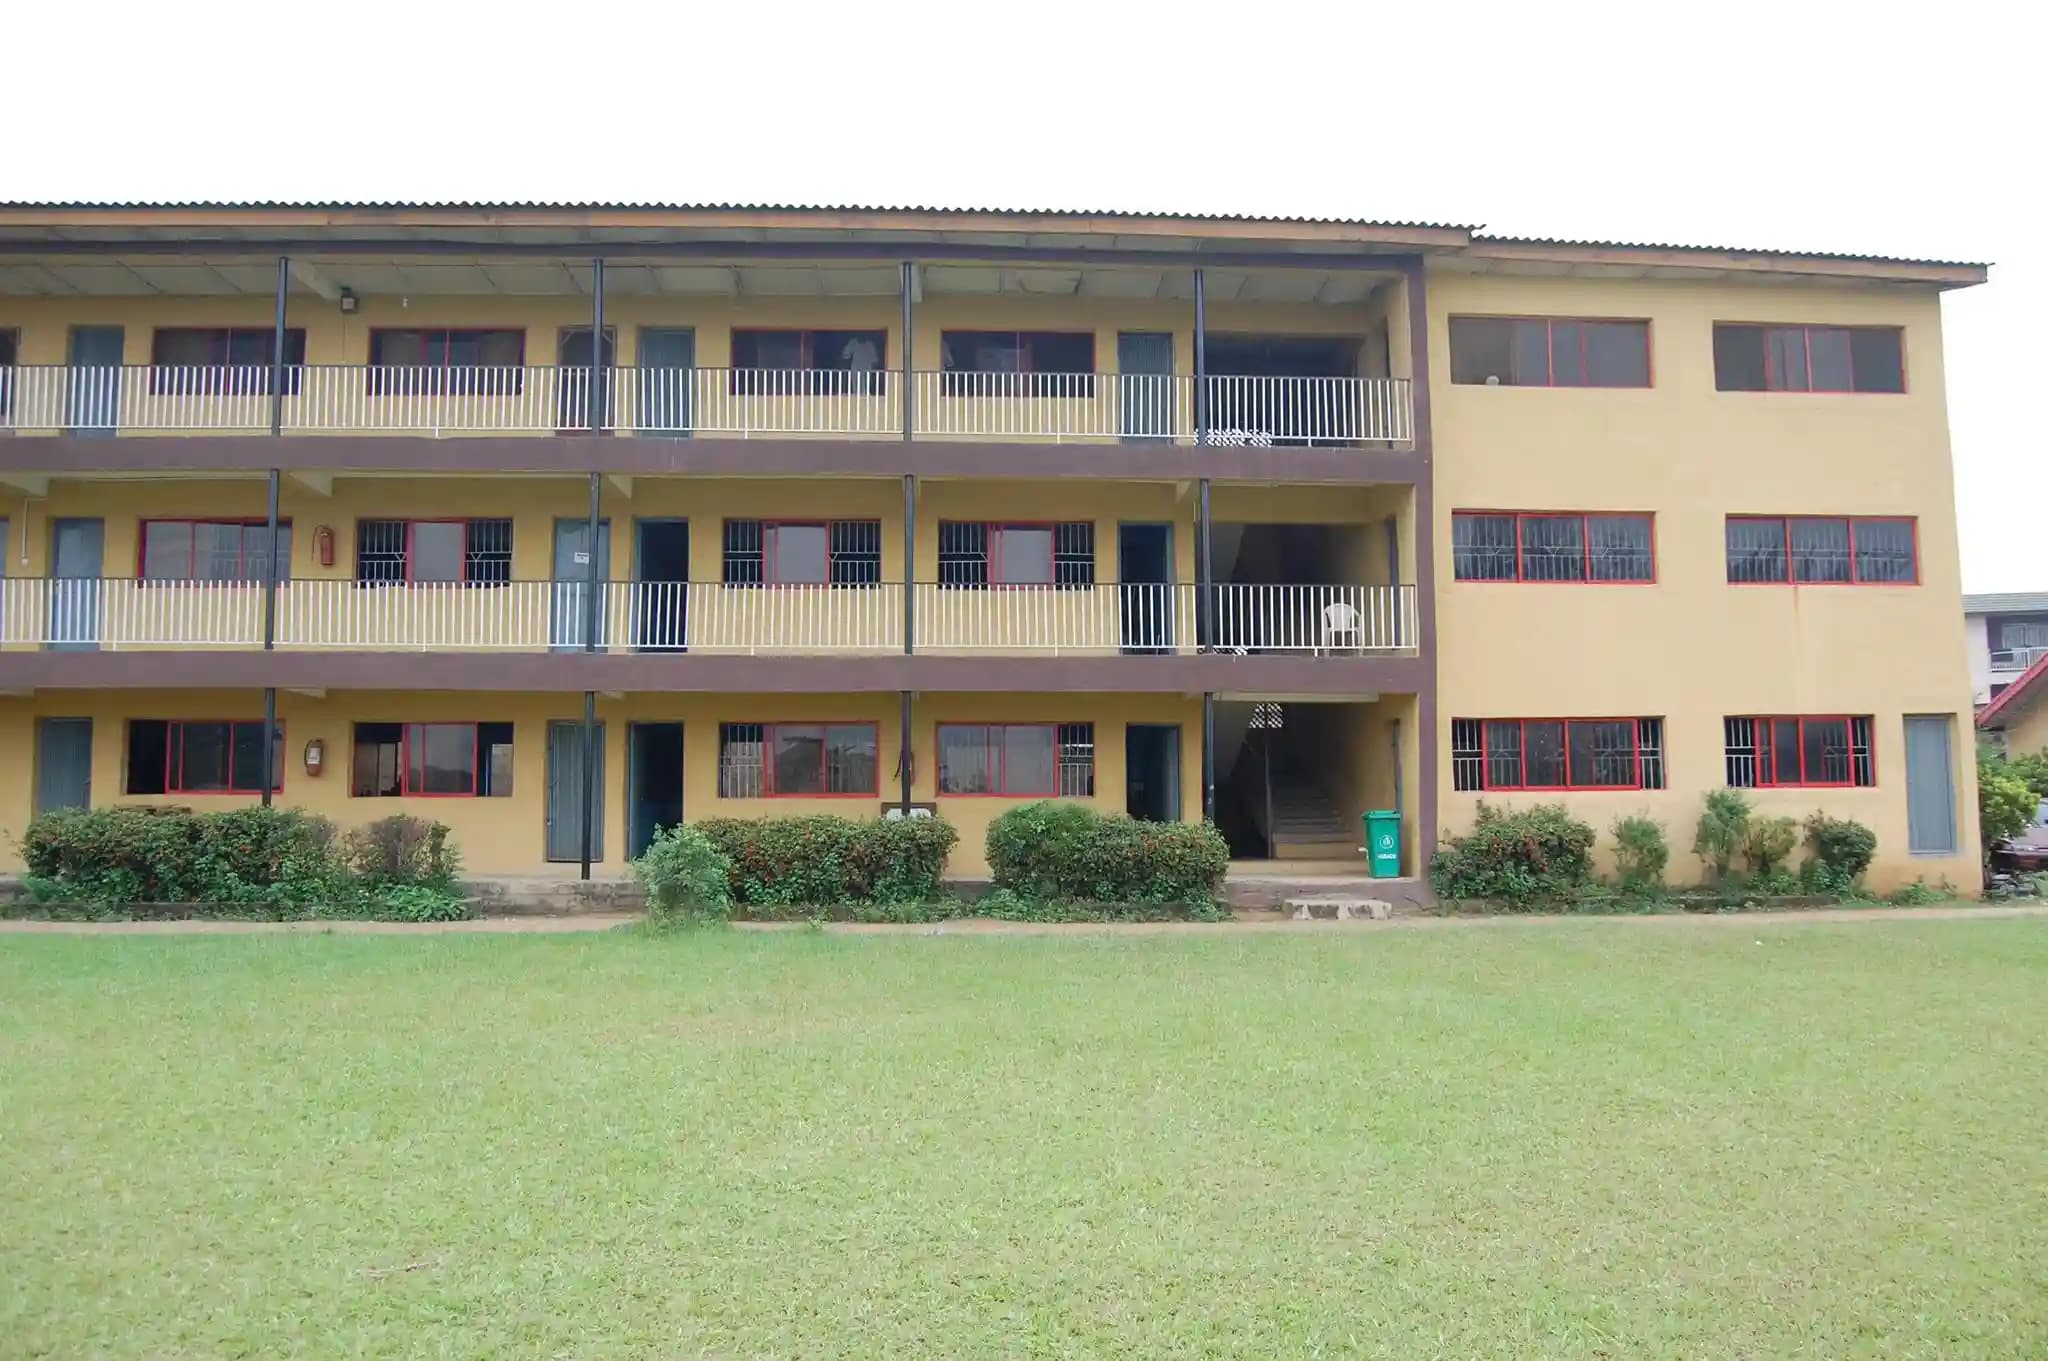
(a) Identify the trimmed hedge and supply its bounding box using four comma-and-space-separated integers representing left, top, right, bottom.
1429, 802, 1596, 907
699, 814, 958, 906
12, 806, 470, 921
985, 802, 1229, 908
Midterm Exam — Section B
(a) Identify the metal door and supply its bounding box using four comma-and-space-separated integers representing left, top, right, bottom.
545, 720, 606, 862
34, 718, 94, 813
637, 328, 696, 436
1117, 331, 1174, 443
65, 326, 124, 435
550, 517, 612, 650
1904, 715, 1958, 855
48, 517, 103, 650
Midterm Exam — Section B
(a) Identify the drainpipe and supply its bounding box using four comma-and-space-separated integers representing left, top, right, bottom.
260, 256, 287, 809
899, 691, 913, 814
579, 259, 604, 881
1203, 692, 1216, 823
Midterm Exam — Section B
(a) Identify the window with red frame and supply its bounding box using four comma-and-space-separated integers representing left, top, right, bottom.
717, 722, 878, 797
1725, 716, 1874, 788
367, 329, 525, 395
936, 522, 1096, 588
1452, 512, 1653, 582
355, 519, 513, 585
1451, 718, 1665, 792
729, 329, 887, 395
1713, 324, 1904, 393
352, 722, 514, 797
721, 519, 882, 586
124, 719, 283, 795
150, 327, 306, 394
939, 331, 1097, 396
1725, 516, 1917, 584
1449, 317, 1650, 388
937, 723, 1095, 796
140, 520, 292, 583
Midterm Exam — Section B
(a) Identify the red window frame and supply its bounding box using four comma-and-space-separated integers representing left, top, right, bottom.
355, 518, 512, 585
1720, 323, 1907, 395
729, 328, 890, 371
972, 522, 1062, 586
724, 721, 880, 798
1726, 515, 1921, 586
939, 330, 1097, 374
136, 518, 291, 583
1448, 316, 1653, 388
146, 718, 284, 796
1474, 718, 1649, 792
365, 328, 527, 395
934, 722, 1071, 797
1451, 510, 1656, 584
1742, 715, 1870, 789
351, 722, 510, 799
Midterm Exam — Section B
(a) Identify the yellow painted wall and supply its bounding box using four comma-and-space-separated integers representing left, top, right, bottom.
0, 689, 1203, 879
1428, 271, 1980, 890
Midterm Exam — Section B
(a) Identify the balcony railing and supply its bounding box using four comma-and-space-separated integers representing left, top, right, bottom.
0, 365, 1412, 445
1991, 646, 2048, 673
0, 579, 1417, 655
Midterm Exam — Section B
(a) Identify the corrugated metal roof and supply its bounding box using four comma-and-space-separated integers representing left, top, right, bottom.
1965, 592, 2048, 615
0, 201, 1478, 230
1474, 235, 1990, 271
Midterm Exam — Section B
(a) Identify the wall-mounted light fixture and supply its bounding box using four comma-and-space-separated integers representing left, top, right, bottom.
338, 288, 358, 314
303, 738, 325, 776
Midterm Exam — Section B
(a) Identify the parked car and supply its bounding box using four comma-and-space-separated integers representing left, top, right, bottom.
1994, 800, 2048, 872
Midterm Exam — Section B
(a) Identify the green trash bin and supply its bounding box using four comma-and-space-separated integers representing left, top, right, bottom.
1363, 809, 1402, 879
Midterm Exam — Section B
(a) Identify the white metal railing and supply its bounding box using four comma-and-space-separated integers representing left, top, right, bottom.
0, 578, 1416, 654
0, 365, 1413, 444
1990, 646, 2048, 673
1205, 584, 1417, 653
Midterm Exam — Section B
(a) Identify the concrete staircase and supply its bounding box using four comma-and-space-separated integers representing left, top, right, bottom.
1265, 773, 1358, 860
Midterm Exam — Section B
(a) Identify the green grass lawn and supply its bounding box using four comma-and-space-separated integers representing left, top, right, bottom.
3, 922, 2045, 1359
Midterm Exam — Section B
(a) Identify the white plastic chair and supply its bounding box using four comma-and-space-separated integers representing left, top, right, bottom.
1319, 601, 1362, 655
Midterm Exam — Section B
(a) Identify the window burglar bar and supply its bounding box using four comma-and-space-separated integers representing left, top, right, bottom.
1057, 723, 1096, 797
1452, 717, 1665, 792
1725, 715, 1875, 787
718, 722, 766, 798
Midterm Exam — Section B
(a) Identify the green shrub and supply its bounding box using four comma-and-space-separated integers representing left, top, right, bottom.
358, 883, 474, 922
1801, 813, 1877, 891
1693, 789, 1751, 880
19, 806, 342, 913
341, 815, 460, 890
1610, 815, 1669, 893
2003, 749, 2048, 799
1887, 880, 1947, 906
1741, 815, 1800, 878
985, 803, 1228, 907
632, 824, 734, 926
1428, 802, 1596, 907
1979, 756, 2037, 856
700, 815, 958, 906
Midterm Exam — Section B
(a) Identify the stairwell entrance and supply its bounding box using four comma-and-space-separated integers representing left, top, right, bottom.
1211, 696, 1414, 867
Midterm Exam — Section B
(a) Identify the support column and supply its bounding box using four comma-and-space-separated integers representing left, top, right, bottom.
899, 691, 913, 814
1196, 477, 1213, 651
1398, 254, 1439, 872
261, 256, 288, 809
900, 261, 915, 441
1202, 692, 1216, 823
902, 473, 916, 653
579, 258, 608, 882
1192, 268, 1208, 444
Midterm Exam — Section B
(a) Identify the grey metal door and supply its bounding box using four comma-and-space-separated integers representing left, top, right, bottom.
65, 326, 124, 435
557, 327, 616, 430
1904, 715, 1958, 855
545, 720, 606, 862
550, 518, 612, 650
637, 328, 696, 436
48, 517, 104, 650
1117, 332, 1174, 443
34, 718, 93, 813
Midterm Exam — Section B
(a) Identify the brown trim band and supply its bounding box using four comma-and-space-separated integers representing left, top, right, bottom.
0, 650, 1425, 696
8, 435, 1422, 486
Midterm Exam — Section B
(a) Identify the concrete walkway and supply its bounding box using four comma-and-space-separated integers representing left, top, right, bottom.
2, 904, 2043, 936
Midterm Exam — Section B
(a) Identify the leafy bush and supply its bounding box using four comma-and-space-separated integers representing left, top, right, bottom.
1887, 880, 1947, 906
1979, 755, 2037, 855
700, 815, 958, 906
1693, 789, 1751, 881
2002, 748, 2048, 799
1429, 802, 1596, 907
1610, 815, 1669, 893
341, 815, 461, 890
1741, 815, 1800, 878
359, 883, 474, 922
1802, 813, 1877, 890
20, 806, 342, 913
632, 824, 734, 926
985, 803, 1229, 907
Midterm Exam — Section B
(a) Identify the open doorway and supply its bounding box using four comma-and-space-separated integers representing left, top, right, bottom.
634, 518, 690, 651
1118, 522, 1173, 653
1212, 700, 1379, 862
627, 722, 685, 860
1205, 334, 1364, 445
1125, 723, 1181, 821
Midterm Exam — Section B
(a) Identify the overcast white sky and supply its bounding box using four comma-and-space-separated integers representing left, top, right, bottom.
8, 1, 2032, 589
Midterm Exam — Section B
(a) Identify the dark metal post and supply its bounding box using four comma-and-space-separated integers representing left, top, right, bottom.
1202, 693, 1216, 823
1262, 728, 1274, 858
588, 257, 605, 434
261, 256, 287, 809
1197, 477, 1213, 651
902, 474, 915, 654
899, 691, 913, 814
579, 470, 602, 881
900, 261, 914, 441
1192, 268, 1207, 444
580, 690, 598, 881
